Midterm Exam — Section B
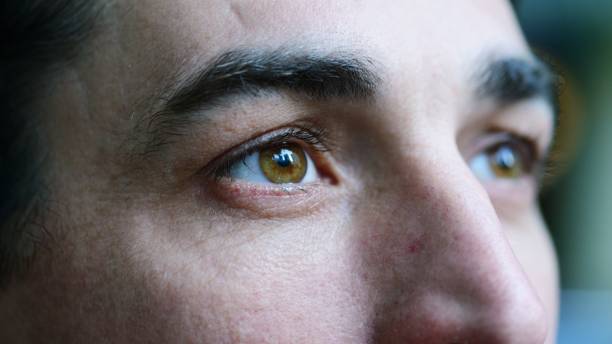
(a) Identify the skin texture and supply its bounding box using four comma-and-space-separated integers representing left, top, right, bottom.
0, 0, 559, 343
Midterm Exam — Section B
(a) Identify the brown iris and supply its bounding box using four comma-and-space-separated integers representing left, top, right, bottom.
489, 144, 523, 179
259, 143, 308, 184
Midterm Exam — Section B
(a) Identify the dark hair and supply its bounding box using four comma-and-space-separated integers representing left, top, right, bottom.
0, 1, 102, 287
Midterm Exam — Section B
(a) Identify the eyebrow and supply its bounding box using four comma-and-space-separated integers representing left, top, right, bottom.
168, 49, 379, 112
137, 49, 379, 154
477, 56, 556, 108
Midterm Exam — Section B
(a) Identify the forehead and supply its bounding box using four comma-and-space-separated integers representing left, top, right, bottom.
117, 0, 528, 71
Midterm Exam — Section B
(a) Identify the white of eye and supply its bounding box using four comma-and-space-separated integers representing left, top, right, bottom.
469, 152, 496, 182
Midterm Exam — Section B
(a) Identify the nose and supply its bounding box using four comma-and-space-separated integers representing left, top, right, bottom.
360, 150, 548, 344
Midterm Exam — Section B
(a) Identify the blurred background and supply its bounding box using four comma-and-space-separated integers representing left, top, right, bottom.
516, 0, 612, 342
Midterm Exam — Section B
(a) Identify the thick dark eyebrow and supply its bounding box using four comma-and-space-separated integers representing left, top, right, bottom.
165, 49, 380, 114
137, 49, 379, 154
477, 56, 556, 109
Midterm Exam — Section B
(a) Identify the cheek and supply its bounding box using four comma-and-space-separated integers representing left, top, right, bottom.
121, 214, 371, 343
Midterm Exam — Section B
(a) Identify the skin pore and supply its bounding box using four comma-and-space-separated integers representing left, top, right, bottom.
0, 0, 559, 343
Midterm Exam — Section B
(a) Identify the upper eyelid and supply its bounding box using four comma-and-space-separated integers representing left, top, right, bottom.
489, 104, 556, 154
481, 129, 547, 161
230, 127, 329, 162
467, 131, 543, 174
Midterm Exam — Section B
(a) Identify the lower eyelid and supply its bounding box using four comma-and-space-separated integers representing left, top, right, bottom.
202, 177, 340, 219
482, 177, 538, 211
215, 178, 313, 196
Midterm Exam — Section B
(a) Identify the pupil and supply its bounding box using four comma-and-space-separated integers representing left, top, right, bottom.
272, 148, 295, 168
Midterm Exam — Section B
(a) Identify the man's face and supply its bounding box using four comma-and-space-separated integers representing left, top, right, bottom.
6, 0, 558, 343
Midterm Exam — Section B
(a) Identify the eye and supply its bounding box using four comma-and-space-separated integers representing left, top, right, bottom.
228, 143, 318, 185
469, 137, 536, 182
209, 126, 333, 186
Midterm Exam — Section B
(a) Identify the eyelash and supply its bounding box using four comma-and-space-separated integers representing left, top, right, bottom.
206, 125, 331, 181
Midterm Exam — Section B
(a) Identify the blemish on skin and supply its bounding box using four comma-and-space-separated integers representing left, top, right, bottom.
407, 236, 425, 254
229, 2, 248, 29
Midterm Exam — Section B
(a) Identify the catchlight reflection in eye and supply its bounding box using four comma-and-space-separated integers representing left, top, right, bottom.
229, 143, 318, 185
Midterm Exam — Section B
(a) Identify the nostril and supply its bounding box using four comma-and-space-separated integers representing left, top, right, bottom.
476, 288, 549, 344
372, 284, 550, 344
513, 298, 549, 344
